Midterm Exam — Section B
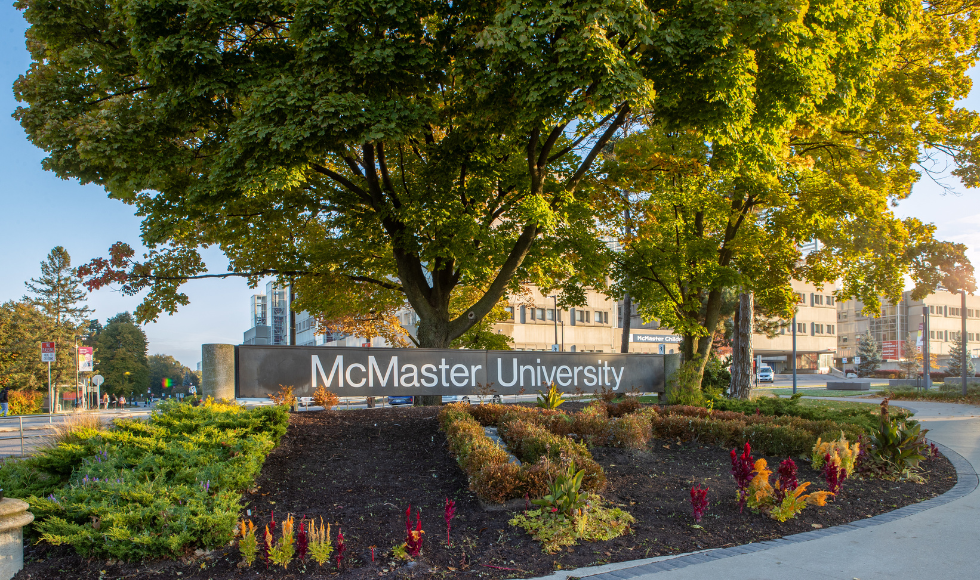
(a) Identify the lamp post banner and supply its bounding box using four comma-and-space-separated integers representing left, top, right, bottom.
237, 346, 674, 398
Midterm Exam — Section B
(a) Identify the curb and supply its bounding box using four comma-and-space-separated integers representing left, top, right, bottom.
539, 439, 977, 580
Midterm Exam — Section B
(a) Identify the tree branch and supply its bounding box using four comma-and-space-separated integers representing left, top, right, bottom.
566, 102, 631, 192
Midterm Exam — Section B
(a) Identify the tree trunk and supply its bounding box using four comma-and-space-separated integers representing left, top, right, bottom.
413, 318, 452, 406
729, 292, 753, 399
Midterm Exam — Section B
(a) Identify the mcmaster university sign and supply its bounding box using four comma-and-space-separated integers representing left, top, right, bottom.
237, 346, 678, 398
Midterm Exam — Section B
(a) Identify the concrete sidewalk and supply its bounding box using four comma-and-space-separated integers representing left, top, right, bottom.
534, 399, 980, 580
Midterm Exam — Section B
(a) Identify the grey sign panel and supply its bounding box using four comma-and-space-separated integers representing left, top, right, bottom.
237, 346, 673, 398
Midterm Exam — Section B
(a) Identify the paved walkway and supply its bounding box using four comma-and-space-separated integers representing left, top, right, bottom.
534, 398, 980, 580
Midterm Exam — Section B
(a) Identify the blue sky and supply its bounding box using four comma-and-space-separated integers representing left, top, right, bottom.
2, 6, 979, 368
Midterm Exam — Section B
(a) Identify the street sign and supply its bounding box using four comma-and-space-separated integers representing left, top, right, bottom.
854, 356, 862, 364
91, 375, 104, 387
41, 342, 55, 362
78, 347, 94, 371
841, 357, 847, 363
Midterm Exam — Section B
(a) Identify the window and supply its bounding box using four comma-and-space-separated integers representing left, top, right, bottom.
504, 306, 515, 320
811, 293, 824, 306
546, 308, 555, 321
841, 337, 848, 343
595, 311, 608, 324
797, 322, 807, 334
826, 295, 835, 306
950, 307, 961, 317
929, 305, 936, 314
797, 293, 806, 304
536, 308, 545, 320
930, 330, 935, 339
828, 324, 835, 335
575, 310, 590, 323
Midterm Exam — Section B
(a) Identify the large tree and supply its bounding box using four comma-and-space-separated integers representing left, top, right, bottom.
94, 313, 149, 397
22, 247, 94, 388
14, 0, 919, 360
605, 0, 979, 378
148, 354, 196, 397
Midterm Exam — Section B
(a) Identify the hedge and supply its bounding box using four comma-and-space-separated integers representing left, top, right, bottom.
0, 399, 288, 561
439, 404, 611, 504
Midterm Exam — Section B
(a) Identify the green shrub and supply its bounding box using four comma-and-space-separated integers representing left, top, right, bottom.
860, 401, 930, 480
708, 394, 901, 433
0, 399, 288, 561
667, 359, 705, 406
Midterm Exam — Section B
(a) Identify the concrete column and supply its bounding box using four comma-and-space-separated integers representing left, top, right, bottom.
0, 498, 34, 580
202, 344, 236, 401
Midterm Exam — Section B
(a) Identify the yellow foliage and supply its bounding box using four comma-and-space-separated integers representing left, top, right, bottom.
806, 491, 834, 507
269, 384, 297, 407
312, 386, 339, 410
812, 432, 860, 476
745, 461, 835, 521
746, 458, 773, 510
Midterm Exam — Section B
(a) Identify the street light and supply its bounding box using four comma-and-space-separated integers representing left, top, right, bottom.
549, 295, 559, 351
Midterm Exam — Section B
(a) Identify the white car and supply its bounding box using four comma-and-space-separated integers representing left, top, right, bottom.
845, 372, 858, 379
757, 368, 774, 383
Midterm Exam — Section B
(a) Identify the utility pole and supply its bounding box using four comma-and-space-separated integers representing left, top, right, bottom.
923, 305, 931, 390
549, 295, 559, 351
792, 313, 797, 395
962, 290, 969, 396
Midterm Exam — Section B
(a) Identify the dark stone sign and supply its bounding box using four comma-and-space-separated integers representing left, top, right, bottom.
237, 345, 679, 398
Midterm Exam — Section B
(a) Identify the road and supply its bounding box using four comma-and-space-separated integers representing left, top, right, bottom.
0, 409, 152, 457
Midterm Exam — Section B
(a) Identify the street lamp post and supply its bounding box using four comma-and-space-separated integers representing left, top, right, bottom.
549, 295, 559, 351
962, 290, 969, 396
792, 313, 797, 395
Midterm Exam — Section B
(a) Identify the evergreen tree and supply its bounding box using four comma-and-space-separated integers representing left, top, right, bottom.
23, 247, 93, 389
947, 340, 976, 377
95, 313, 149, 397
899, 333, 921, 379
24, 247, 92, 325
856, 331, 883, 377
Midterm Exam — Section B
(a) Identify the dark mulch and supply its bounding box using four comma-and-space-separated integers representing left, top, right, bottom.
16, 405, 957, 580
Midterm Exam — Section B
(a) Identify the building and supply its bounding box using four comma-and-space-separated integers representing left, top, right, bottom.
243, 282, 291, 345
493, 286, 681, 353
753, 280, 839, 373
836, 289, 980, 369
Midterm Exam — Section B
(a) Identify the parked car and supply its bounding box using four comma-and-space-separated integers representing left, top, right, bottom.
757, 367, 774, 383
845, 372, 858, 379
389, 395, 503, 405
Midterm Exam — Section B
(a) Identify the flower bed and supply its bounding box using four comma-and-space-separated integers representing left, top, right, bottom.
12, 406, 957, 580
0, 399, 288, 560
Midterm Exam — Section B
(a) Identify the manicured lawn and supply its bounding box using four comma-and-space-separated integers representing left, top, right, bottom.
793, 399, 881, 413
765, 387, 887, 398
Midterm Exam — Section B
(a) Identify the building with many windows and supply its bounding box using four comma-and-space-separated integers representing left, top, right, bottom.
493, 286, 681, 353
836, 289, 980, 369
753, 280, 839, 373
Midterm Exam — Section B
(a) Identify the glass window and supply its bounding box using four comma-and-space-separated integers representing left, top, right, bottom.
546, 308, 555, 321
504, 306, 514, 320
536, 308, 545, 320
